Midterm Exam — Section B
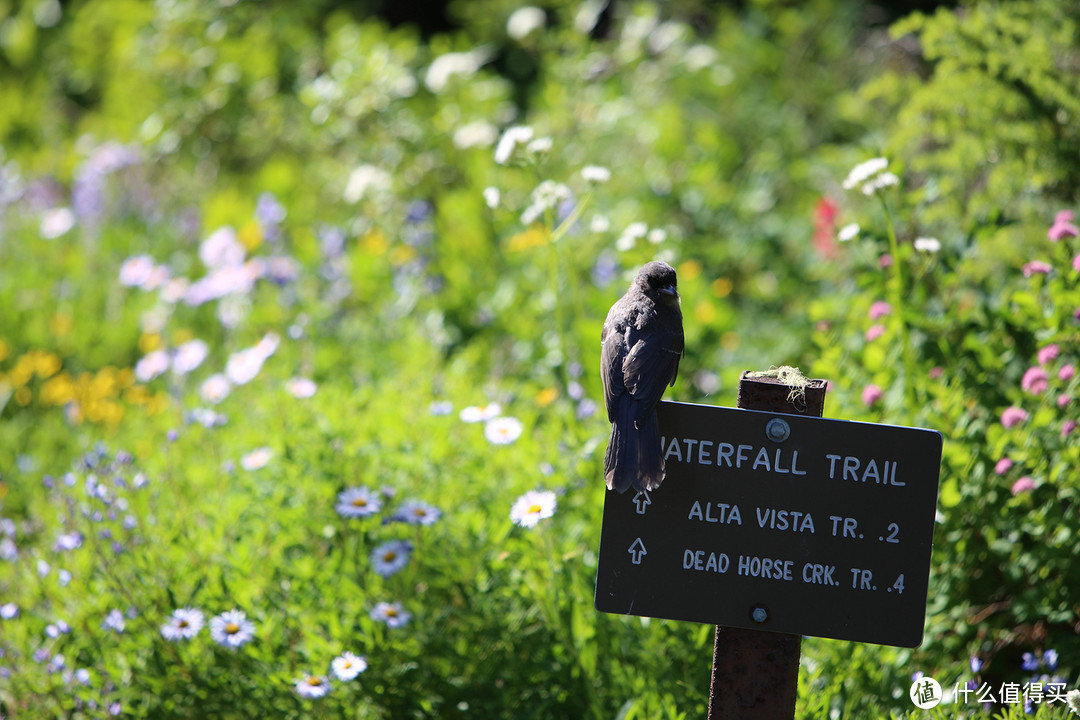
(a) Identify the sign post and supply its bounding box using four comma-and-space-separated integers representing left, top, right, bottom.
595, 371, 943, 718
709, 373, 826, 720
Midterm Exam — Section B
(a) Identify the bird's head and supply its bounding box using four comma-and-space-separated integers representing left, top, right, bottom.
635, 261, 680, 305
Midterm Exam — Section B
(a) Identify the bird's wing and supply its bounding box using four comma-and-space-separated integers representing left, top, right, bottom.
622, 324, 683, 415
600, 313, 628, 423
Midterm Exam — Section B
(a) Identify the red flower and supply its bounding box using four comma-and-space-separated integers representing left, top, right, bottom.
812, 197, 839, 258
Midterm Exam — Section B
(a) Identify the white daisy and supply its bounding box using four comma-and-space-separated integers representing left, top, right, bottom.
200, 374, 231, 404
370, 601, 411, 628
119, 255, 156, 287
393, 500, 441, 526
482, 186, 501, 209
199, 227, 245, 269
172, 339, 209, 376
141, 263, 170, 291
294, 674, 331, 699
240, 447, 272, 471
160, 607, 204, 642
225, 347, 266, 385
255, 332, 281, 359
209, 609, 255, 649
459, 403, 501, 423
331, 651, 368, 681
510, 490, 557, 528
160, 277, 190, 304
371, 540, 412, 577
484, 416, 524, 445
134, 350, 170, 382
286, 377, 317, 398
40, 207, 76, 239
335, 487, 382, 518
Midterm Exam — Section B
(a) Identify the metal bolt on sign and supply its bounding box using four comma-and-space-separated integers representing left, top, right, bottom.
765, 418, 790, 443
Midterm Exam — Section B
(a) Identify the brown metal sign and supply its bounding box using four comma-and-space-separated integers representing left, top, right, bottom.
595, 400, 943, 647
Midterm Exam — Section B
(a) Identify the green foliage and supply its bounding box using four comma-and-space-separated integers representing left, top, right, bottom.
860, 0, 1080, 229
1, 1, 1079, 718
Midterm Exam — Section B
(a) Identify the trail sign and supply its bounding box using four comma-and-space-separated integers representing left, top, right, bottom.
595, 400, 943, 648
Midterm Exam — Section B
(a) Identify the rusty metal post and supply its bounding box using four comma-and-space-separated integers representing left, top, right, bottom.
706, 371, 828, 720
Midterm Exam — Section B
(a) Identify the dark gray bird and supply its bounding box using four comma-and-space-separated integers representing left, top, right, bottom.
601, 261, 684, 493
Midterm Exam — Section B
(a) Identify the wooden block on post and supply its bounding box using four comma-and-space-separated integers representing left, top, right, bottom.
706, 370, 827, 720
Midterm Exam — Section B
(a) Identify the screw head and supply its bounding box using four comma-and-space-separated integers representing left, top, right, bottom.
765, 418, 790, 443
752, 606, 768, 623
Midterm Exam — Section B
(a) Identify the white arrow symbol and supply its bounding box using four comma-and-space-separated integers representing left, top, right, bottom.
628, 537, 647, 565
632, 490, 652, 515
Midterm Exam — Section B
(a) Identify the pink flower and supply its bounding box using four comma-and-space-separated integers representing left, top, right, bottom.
1063, 420, 1077, 437
1021, 367, 1049, 394
1057, 394, 1071, 409
1001, 406, 1029, 428
865, 324, 886, 342
1011, 477, 1036, 495
994, 458, 1014, 475
861, 384, 883, 406
1060, 364, 1075, 381
929, 366, 944, 379
1073, 254, 1080, 273
1048, 209, 1078, 241
1037, 344, 1060, 365
868, 301, 892, 321
1022, 261, 1052, 277
879, 254, 893, 268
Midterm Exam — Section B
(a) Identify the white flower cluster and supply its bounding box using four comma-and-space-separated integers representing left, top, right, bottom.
494, 125, 552, 166
913, 237, 941, 253
520, 180, 572, 225
581, 165, 611, 184
842, 157, 899, 196
424, 46, 492, 94
507, 7, 545, 40
616, 222, 666, 251
134, 339, 210, 383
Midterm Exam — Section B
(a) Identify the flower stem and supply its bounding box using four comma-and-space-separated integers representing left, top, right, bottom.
878, 196, 920, 412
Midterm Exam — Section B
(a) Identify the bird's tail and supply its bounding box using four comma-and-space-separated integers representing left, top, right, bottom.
604, 404, 665, 493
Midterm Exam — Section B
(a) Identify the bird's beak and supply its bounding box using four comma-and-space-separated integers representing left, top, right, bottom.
659, 285, 678, 297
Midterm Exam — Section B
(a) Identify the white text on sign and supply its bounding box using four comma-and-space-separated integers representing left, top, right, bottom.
661, 437, 906, 487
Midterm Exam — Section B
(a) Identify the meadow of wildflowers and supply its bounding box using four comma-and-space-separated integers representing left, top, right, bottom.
1, 0, 1079, 718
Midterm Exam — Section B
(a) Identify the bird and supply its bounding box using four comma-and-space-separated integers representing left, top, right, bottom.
601, 261, 684, 493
